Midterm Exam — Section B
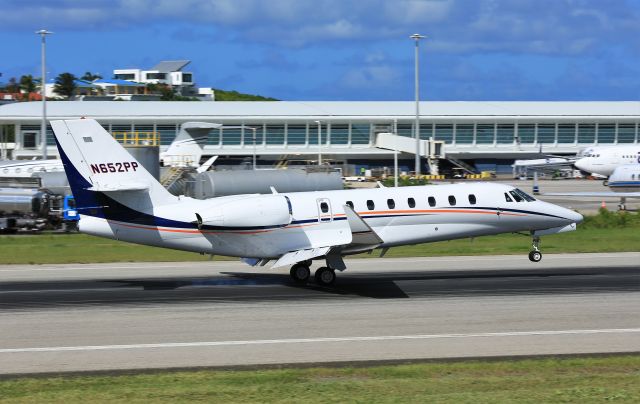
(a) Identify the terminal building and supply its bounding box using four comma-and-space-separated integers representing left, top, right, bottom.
0, 101, 639, 174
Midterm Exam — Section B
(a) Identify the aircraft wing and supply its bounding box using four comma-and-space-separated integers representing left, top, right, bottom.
271, 247, 331, 269
270, 205, 384, 269
343, 204, 383, 246
544, 192, 640, 198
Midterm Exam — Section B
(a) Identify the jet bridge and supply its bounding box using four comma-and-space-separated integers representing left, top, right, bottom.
374, 132, 445, 175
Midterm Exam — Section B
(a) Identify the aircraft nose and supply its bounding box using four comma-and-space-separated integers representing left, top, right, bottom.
563, 208, 583, 224
574, 158, 588, 172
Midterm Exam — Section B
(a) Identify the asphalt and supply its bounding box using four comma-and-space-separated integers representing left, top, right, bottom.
0, 253, 639, 375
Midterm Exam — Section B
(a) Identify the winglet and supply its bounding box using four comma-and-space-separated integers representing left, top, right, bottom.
343, 204, 383, 245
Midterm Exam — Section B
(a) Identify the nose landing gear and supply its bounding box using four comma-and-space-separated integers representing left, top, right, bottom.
529, 236, 542, 262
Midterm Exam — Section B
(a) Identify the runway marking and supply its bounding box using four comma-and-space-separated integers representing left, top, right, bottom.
0, 287, 143, 295
2, 328, 639, 354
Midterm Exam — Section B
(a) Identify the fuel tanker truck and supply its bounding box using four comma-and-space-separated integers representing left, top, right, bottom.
0, 187, 78, 232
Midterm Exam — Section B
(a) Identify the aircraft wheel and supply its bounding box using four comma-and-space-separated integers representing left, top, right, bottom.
528, 251, 542, 262
315, 267, 336, 286
290, 263, 310, 283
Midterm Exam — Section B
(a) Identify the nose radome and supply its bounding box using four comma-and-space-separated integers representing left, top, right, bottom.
566, 209, 583, 224
574, 158, 588, 171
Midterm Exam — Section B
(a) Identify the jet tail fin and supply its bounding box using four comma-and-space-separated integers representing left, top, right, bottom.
51, 119, 176, 210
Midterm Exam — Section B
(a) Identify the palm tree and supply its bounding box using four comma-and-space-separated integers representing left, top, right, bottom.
80, 71, 102, 82
53, 72, 77, 98
19, 75, 37, 93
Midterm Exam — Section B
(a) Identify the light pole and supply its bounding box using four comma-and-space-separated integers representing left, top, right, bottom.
249, 127, 257, 170
314, 120, 322, 166
393, 118, 398, 187
36, 29, 52, 160
410, 33, 425, 176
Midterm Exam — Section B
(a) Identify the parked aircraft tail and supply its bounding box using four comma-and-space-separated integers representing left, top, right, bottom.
160, 121, 221, 167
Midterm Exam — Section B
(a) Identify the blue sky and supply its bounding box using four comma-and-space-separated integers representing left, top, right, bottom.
1, 0, 640, 101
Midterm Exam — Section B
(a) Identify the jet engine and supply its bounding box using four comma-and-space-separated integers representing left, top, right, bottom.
195, 194, 292, 229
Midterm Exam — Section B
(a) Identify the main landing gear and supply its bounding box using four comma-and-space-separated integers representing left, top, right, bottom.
290, 263, 311, 283
528, 236, 542, 262
289, 261, 336, 286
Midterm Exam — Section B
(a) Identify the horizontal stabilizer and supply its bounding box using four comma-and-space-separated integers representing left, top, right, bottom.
87, 182, 150, 192
271, 247, 330, 269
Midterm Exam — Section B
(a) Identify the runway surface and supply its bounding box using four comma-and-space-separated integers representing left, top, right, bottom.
1, 253, 639, 375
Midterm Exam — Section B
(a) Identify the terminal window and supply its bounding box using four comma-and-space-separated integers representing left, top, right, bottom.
476, 124, 495, 144
221, 127, 242, 145
516, 124, 535, 144
455, 124, 474, 144
496, 124, 515, 144
617, 124, 636, 143
209, 128, 221, 145
330, 124, 349, 145
397, 124, 413, 137
598, 124, 615, 143
557, 124, 576, 144
577, 124, 596, 143
351, 124, 370, 145
287, 125, 306, 145
420, 124, 433, 140
265, 125, 285, 145
435, 124, 453, 144
157, 124, 177, 146
537, 124, 555, 144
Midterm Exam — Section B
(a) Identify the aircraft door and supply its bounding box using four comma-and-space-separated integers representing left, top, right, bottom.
316, 198, 332, 222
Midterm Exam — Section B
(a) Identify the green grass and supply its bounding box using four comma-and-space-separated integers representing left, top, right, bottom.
1, 355, 639, 403
0, 234, 216, 264
1, 210, 638, 265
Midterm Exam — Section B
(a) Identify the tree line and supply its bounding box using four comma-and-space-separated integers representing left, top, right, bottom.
1, 72, 102, 98
2, 71, 278, 101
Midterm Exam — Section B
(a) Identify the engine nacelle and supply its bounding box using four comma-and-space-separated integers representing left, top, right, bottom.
196, 194, 291, 229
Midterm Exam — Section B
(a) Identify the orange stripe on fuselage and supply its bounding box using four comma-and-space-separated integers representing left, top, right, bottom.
105, 208, 525, 235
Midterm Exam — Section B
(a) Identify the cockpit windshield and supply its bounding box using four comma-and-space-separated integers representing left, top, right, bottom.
512, 188, 536, 202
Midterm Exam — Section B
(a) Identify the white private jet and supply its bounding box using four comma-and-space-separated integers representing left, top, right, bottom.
51, 119, 583, 285
574, 145, 640, 177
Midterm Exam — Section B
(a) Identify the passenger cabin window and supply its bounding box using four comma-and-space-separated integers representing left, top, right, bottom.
408, 197, 416, 208
505, 193, 513, 202
428, 196, 436, 207
448, 195, 456, 206
320, 202, 329, 213
346, 201, 354, 209
367, 200, 375, 210
468, 194, 477, 205
387, 199, 395, 209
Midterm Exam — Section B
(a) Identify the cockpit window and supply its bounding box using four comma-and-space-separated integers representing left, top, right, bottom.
509, 190, 524, 202
514, 188, 536, 202
505, 193, 513, 202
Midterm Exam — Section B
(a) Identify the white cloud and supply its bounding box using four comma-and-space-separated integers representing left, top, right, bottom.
1, 0, 639, 56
